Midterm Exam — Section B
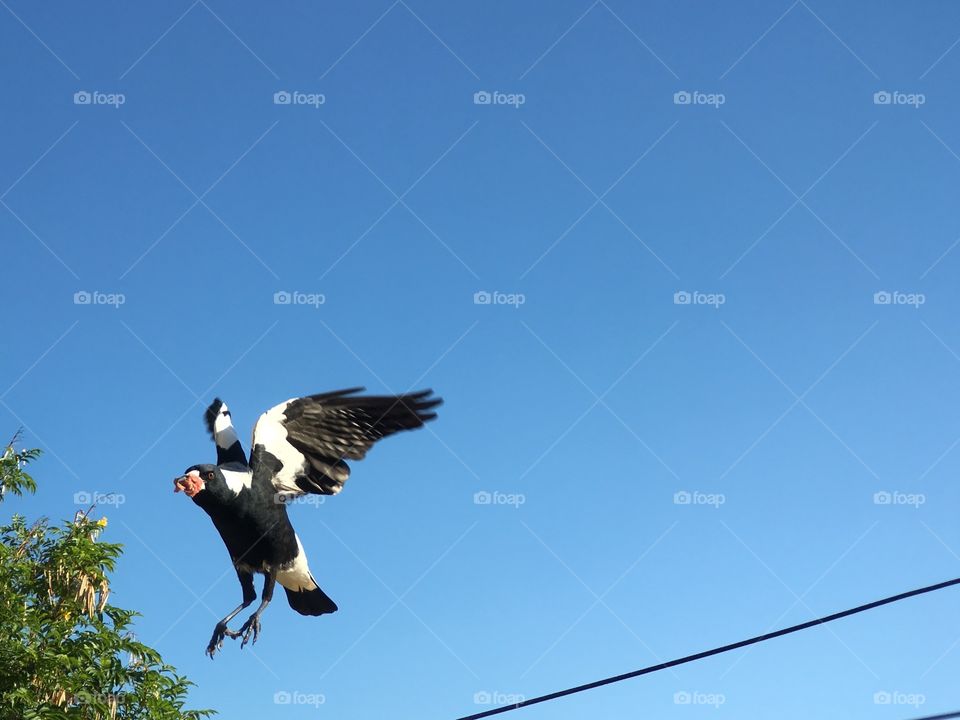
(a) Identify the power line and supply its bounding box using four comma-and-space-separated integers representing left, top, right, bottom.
908, 712, 960, 720
456, 576, 960, 720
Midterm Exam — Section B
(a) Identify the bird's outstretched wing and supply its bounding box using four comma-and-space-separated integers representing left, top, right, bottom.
204, 398, 247, 466
249, 388, 441, 498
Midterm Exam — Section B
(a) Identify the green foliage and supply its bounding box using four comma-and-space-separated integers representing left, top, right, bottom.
0, 434, 39, 500
0, 438, 214, 719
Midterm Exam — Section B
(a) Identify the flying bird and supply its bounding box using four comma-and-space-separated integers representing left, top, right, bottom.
174, 388, 441, 657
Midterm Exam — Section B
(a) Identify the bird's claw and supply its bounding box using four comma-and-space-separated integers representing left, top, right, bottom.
238, 615, 261, 649
206, 622, 233, 659
205, 616, 259, 657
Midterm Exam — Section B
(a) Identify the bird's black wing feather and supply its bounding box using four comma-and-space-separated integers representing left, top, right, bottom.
250, 388, 441, 498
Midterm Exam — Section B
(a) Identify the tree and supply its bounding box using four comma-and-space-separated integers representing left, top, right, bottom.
0, 436, 214, 719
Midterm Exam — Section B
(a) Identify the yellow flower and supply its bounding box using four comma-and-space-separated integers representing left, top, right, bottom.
96, 518, 108, 528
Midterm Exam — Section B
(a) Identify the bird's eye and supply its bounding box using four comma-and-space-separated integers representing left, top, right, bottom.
206, 472, 215, 481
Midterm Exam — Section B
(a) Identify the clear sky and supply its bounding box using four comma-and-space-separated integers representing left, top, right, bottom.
3, 2, 960, 718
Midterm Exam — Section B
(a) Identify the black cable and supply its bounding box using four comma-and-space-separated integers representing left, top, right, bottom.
456, 577, 960, 720
907, 712, 960, 720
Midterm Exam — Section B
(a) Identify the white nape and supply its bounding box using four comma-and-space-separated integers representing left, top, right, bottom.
221, 467, 253, 495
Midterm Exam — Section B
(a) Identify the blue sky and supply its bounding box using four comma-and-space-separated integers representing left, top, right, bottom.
3, 1, 960, 718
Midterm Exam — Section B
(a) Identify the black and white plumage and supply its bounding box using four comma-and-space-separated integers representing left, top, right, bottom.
204, 398, 247, 466
175, 388, 441, 657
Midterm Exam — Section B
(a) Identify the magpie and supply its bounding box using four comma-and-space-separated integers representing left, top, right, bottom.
174, 388, 441, 658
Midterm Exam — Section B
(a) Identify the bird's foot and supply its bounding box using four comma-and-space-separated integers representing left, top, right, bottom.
206, 621, 239, 659
238, 614, 262, 649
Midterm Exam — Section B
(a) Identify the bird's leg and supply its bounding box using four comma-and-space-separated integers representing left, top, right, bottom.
206, 571, 256, 658
238, 571, 276, 649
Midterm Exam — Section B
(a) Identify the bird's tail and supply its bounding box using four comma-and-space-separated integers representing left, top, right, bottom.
284, 578, 338, 616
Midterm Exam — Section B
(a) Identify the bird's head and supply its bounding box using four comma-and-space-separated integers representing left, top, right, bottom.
174, 464, 219, 498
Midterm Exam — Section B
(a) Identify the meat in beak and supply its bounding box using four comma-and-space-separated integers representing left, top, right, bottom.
173, 473, 204, 497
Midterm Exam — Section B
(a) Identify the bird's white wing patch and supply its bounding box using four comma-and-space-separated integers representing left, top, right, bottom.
252, 399, 307, 494
276, 534, 317, 592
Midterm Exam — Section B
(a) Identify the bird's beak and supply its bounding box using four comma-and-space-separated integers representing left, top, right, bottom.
173, 475, 188, 493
